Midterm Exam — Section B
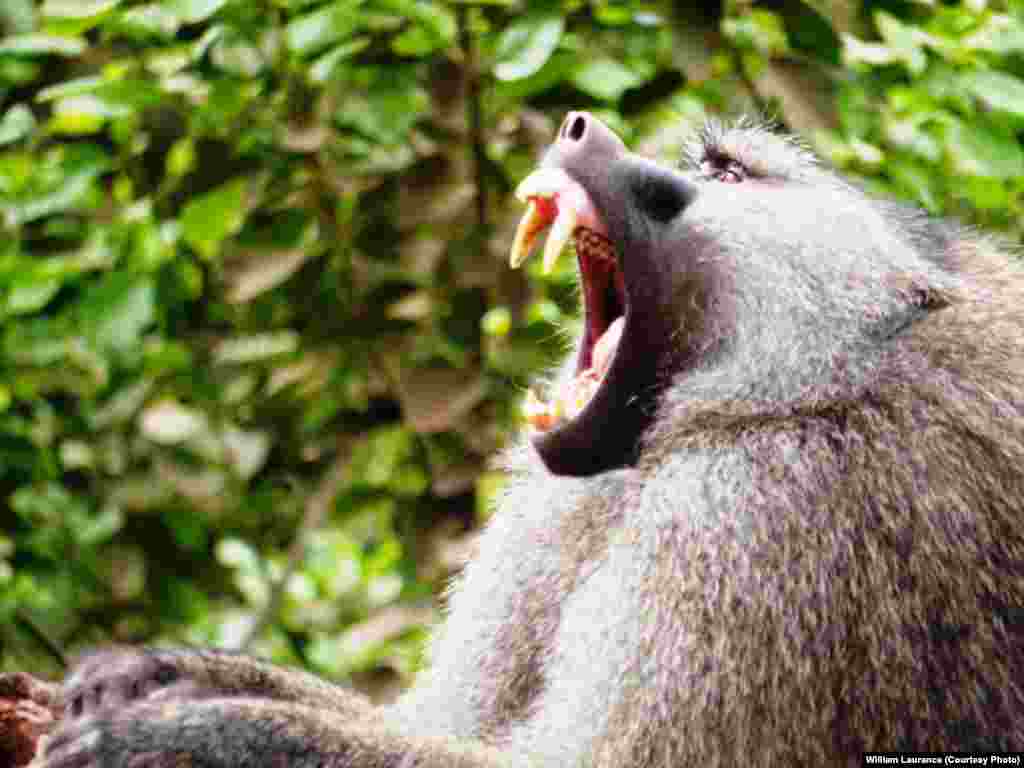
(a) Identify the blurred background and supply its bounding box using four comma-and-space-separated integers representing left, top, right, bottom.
1, 0, 1021, 701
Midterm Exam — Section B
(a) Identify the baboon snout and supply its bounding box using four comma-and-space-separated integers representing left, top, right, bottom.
553, 111, 626, 165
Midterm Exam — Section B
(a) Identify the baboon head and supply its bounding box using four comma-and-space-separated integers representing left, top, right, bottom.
511, 112, 950, 477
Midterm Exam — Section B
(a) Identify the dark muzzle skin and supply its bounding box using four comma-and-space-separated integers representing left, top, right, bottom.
529, 112, 701, 477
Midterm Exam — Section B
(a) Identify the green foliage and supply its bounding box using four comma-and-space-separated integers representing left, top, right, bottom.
823, 2, 1024, 231
0, 0, 1020, 693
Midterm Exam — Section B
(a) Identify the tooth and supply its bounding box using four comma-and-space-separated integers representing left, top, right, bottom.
522, 388, 544, 418
563, 375, 597, 421
514, 168, 568, 202
510, 200, 544, 268
523, 389, 559, 431
542, 204, 576, 274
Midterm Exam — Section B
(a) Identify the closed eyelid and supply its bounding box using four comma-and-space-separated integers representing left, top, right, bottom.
700, 154, 748, 181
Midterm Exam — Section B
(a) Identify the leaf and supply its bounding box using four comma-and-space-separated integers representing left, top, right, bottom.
146, 48, 192, 77
39, 0, 120, 34
842, 35, 898, 69
139, 400, 207, 444
383, 0, 455, 55
0, 34, 86, 57
191, 25, 224, 60
12, 484, 76, 525
571, 57, 643, 101
78, 504, 124, 546
964, 13, 1024, 54
226, 248, 310, 303
37, 76, 163, 113
334, 74, 428, 144
391, 25, 438, 56
309, 38, 371, 83
493, 13, 563, 81
874, 11, 927, 75
76, 273, 156, 353
883, 114, 942, 162
393, 366, 488, 434
722, 10, 790, 55
961, 176, 1009, 212
943, 119, 1024, 179
49, 95, 131, 134
481, 307, 511, 337
211, 34, 264, 77
0, 0, 33, 34
7, 145, 109, 224
217, 537, 261, 571
88, 378, 154, 429
166, 137, 196, 177
40, 0, 121, 19
180, 178, 248, 260
6, 276, 61, 315
169, 0, 228, 24
4, 321, 69, 365
594, 3, 632, 25
59, 439, 94, 469
212, 332, 299, 364
36, 76, 104, 101
0, 104, 35, 145
223, 426, 270, 480
958, 70, 1024, 119
351, 426, 413, 486
48, 109, 105, 135
119, 5, 182, 39
285, 1, 363, 56
886, 157, 941, 212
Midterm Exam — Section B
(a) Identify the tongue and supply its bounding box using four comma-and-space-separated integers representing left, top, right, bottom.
524, 316, 625, 431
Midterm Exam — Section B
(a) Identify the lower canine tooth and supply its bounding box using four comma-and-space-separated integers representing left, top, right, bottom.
523, 389, 559, 431
564, 374, 599, 420
542, 205, 577, 274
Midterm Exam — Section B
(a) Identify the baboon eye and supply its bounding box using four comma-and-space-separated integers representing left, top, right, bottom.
700, 157, 746, 184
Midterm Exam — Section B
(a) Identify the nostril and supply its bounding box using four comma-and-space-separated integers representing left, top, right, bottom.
565, 114, 586, 142
551, 111, 625, 166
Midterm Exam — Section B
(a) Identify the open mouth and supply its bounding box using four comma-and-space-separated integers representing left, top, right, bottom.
509, 168, 627, 432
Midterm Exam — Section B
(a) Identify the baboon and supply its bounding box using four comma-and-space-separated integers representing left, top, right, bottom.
38, 113, 1024, 767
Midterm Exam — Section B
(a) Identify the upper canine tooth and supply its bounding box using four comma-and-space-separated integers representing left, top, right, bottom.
510, 200, 546, 268
515, 167, 572, 203
542, 204, 577, 274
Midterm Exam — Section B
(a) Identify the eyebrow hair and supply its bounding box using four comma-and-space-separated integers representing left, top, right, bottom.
681, 118, 819, 180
